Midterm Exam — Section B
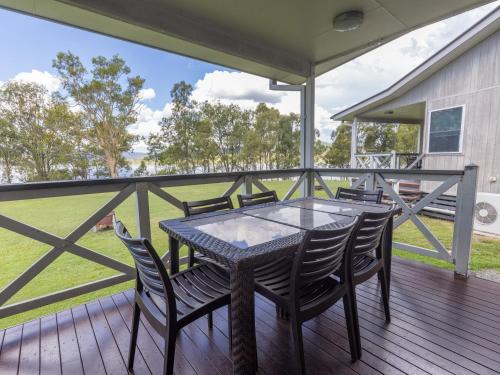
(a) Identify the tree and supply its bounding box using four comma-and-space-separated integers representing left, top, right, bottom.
133, 160, 149, 177
156, 81, 199, 173
53, 52, 144, 177
358, 123, 397, 153
145, 134, 164, 175
0, 81, 78, 181
324, 123, 352, 167
395, 124, 419, 153
274, 113, 300, 169
200, 101, 248, 172
0, 117, 21, 183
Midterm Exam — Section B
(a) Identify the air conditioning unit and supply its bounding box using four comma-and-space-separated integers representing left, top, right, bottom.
474, 192, 500, 236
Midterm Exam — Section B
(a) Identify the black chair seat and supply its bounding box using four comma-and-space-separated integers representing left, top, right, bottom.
352, 254, 377, 273
255, 258, 344, 314
149, 263, 230, 326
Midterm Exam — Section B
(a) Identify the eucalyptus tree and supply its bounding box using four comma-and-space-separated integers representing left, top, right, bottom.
324, 123, 352, 167
53, 52, 144, 177
156, 81, 199, 173
0, 117, 20, 183
0, 81, 77, 181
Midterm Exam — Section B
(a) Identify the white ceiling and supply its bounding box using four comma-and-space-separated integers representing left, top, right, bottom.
0, 0, 496, 83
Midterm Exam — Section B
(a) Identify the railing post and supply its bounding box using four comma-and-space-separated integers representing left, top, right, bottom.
304, 170, 315, 198
391, 150, 397, 169
452, 165, 478, 278
365, 172, 377, 191
241, 175, 253, 195
135, 182, 151, 242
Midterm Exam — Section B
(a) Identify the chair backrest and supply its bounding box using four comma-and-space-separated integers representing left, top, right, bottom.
114, 220, 176, 316
182, 196, 234, 217
336, 187, 383, 204
352, 207, 394, 259
237, 191, 278, 207
291, 218, 359, 293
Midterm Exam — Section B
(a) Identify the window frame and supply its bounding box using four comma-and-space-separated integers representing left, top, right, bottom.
426, 105, 465, 155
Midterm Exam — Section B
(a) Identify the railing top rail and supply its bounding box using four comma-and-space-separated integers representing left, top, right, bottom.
314, 168, 464, 176
0, 168, 307, 194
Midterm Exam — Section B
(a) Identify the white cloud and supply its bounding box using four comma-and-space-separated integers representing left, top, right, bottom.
139, 87, 156, 101
128, 102, 172, 153
12, 69, 61, 92
316, 1, 500, 127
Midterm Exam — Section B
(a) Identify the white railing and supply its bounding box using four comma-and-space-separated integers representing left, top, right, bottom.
354, 152, 424, 169
0, 166, 477, 320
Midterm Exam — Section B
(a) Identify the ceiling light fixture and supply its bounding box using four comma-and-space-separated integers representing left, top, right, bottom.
333, 11, 364, 32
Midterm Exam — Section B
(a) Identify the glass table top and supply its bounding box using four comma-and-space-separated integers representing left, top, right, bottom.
185, 212, 302, 249
286, 198, 389, 214
243, 205, 353, 229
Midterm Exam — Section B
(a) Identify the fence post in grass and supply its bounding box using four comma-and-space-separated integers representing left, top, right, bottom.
452, 164, 478, 279
135, 182, 151, 242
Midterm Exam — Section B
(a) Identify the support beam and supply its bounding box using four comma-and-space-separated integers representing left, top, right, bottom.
350, 118, 358, 168
303, 73, 315, 197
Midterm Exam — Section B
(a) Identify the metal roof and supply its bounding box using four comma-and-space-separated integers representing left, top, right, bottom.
332, 5, 500, 121
0, 0, 496, 84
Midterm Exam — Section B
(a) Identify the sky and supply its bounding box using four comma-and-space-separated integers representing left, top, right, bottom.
0, 2, 499, 153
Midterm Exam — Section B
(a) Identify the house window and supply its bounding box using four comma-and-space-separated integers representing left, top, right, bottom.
428, 106, 464, 153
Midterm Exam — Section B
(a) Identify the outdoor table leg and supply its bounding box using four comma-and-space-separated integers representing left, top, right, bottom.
230, 262, 257, 375
169, 236, 179, 274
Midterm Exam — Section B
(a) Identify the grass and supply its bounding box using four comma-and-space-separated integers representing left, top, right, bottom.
1, 178, 499, 329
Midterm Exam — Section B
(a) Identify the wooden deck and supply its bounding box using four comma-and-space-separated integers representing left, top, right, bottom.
1, 257, 500, 375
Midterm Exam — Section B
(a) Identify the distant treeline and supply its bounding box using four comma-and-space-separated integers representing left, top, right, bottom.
0, 52, 418, 184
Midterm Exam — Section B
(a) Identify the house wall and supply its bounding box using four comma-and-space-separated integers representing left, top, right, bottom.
371, 30, 500, 193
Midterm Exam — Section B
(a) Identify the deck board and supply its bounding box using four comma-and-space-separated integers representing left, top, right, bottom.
2, 258, 500, 375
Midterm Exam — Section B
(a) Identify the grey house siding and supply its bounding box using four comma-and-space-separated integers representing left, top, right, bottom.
368, 30, 500, 193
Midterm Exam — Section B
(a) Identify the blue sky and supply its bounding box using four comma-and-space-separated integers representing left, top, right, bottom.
0, 3, 498, 150
0, 8, 224, 111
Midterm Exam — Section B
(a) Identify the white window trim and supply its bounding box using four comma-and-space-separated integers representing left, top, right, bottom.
426, 105, 465, 155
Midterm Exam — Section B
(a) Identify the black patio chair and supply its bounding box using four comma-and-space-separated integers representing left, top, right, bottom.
335, 207, 395, 358
254, 218, 361, 374
114, 220, 231, 375
335, 187, 383, 204
182, 196, 234, 267
237, 190, 279, 207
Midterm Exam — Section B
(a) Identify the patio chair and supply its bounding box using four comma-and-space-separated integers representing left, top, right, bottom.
335, 207, 395, 358
182, 196, 234, 267
114, 220, 231, 375
335, 187, 383, 204
237, 190, 279, 207
254, 218, 362, 374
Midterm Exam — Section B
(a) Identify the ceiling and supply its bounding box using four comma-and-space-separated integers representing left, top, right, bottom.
0, 0, 496, 83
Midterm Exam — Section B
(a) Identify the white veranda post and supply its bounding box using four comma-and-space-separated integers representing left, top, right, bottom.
302, 74, 315, 197
351, 118, 358, 168
269, 74, 315, 197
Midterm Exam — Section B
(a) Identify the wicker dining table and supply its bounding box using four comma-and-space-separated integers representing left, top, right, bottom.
159, 197, 396, 375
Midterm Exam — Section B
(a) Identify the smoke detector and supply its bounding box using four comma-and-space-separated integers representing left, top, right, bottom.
333, 11, 364, 32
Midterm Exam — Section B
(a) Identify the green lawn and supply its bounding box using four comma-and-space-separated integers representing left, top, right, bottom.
1, 178, 499, 329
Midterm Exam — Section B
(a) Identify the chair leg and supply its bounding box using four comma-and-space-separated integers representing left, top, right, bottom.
290, 317, 306, 375
378, 268, 391, 323
350, 285, 362, 358
163, 329, 177, 375
188, 247, 195, 267
343, 293, 360, 362
128, 302, 141, 371
208, 312, 213, 329
227, 305, 233, 352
